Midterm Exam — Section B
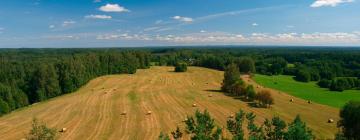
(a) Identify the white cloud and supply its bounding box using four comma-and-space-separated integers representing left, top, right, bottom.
93, 0, 101, 3
85, 14, 112, 19
99, 4, 129, 12
200, 30, 207, 33
62, 20, 76, 27
287, 25, 295, 28
252, 23, 259, 26
310, 0, 354, 8
49, 25, 55, 29
172, 16, 193, 23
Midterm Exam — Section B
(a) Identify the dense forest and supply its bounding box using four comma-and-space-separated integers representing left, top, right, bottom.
0, 49, 151, 115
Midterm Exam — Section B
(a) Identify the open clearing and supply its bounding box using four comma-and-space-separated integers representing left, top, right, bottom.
254, 74, 360, 108
0, 67, 339, 139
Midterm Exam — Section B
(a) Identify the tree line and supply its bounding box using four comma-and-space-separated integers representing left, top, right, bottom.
0, 49, 150, 116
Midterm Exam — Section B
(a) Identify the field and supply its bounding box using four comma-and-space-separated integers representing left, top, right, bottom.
0, 67, 339, 139
254, 74, 360, 108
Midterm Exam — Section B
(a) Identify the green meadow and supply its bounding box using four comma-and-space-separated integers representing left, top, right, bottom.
254, 74, 360, 108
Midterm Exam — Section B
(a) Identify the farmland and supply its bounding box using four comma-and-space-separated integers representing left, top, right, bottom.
0, 67, 339, 139
254, 74, 360, 108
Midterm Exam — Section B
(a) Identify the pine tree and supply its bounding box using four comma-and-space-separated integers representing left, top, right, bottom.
285, 115, 314, 140
227, 110, 245, 140
222, 63, 241, 93
185, 110, 222, 140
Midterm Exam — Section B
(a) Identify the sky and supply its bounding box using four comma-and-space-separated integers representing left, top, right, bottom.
0, 0, 359, 48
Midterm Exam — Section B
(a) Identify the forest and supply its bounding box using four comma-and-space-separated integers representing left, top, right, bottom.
0, 49, 151, 115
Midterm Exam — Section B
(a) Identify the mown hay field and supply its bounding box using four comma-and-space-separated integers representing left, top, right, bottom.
0, 67, 339, 139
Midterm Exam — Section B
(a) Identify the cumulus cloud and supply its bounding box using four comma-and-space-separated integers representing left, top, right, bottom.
85, 14, 112, 19
252, 23, 259, 26
310, 0, 354, 8
62, 20, 76, 27
49, 25, 55, 29
172, 16, 193, 23
99, 4, 129, 12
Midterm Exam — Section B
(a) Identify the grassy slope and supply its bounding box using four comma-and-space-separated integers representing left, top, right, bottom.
254, 74, 360, 108
0, 67, 339, 140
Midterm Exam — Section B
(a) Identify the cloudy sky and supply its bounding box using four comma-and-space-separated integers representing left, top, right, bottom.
0, 0, 359, 48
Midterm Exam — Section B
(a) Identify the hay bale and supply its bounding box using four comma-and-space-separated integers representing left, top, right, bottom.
192, 104, 197, 107
60, 128, 67, 133
308, 100, 311, 104
121, 111, 127, 115
147, 111, 152, 115
183, 118, 188, 122
113, 88, 117, 91
290, 99, 294, 102
208, 94, 213, 97
328, 119, 334, 123
229, 114, 234, 118
20, 138, 27, 140
256, 85, 260, 88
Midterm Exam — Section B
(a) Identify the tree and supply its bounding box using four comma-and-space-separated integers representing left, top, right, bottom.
264, 117, 287, 140
175, 63, 187, 72
236, 57, 256, 73
158, 131, 170, 140
227, 110, 246, 140
337, 101, 360, 140
222, 63, 241, 93
230, 80, 246, 96
285, 115, 314, 140
0, 98, 10, 116
26, 118, 57, 140
171, 126, 183, 140
246, 85, 256, 101
185, 110, 222, 140
295, 70, 311, 82
246, 112, 265, 140
256, 90, 274, 108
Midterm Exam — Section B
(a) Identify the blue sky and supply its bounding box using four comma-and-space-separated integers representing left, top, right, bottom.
0, 0, 359, 48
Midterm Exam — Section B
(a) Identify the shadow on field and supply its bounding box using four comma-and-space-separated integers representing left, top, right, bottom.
204, 89, 223, 93
205, 89, 264, 108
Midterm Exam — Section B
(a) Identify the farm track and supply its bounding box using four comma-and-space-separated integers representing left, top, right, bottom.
0, 66, 339, 140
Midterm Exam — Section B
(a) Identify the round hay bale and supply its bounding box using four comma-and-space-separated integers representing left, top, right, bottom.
192, 104, 197, 107
208, 94, 213, 97
328, 119, 334, 123
308, 100, 311, 104
147, 111, 152, 115
60, 128, 67, 133
290, 99, 294, 102
229, 114, 234, 118
113, 88, 117, 91
20, 138, 27, 140
183, 118, 188, 122
121, 111, 127, 115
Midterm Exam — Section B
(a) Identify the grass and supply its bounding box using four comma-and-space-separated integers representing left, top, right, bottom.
254, 74, 360, 108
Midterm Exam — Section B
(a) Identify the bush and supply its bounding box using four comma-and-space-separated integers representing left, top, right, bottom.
0, 99, 10, 116
337, 101, 360, 140
222, 63, 241, 93
26, 118, 57, 140
256, 90, 274, 108
174, 63, 187, 72
246, 85, 256, 101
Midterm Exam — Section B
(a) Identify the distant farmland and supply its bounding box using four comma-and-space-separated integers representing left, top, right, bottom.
254, 74, 360, 108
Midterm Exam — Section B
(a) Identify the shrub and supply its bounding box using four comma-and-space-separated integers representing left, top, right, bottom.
174, 63, 187, 72
317, 79, 332, 88
26, 118, 57, 140
0, 99, 10, 116
246, 85, 256, 101
337, 101, 360, 140
256, 90, 274, 108
222, 63, 241, 93
295, 70, 311, 82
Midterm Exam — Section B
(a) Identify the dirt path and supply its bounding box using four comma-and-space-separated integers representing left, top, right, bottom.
0, 67, 339, 140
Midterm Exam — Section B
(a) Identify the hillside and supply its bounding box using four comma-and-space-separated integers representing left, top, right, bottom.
0, 67, 339, 139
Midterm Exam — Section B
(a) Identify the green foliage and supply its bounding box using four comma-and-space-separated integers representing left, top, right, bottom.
222, 63, 242, 93
264, 117, 287, 140
337, 101, 360, 140
285, 115, 314, 140
0, 98, 10, 115
158, 131, 170, 140
171, 126, 183, 140
26, 118, 57, 140
246, 85, 256, 101
185, 110, 222, 140
246, 112, 265, 140
227, 110, 245, 140
235, 57, 256, 73
295, 70, 311, 82
175, 63, 188, 72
